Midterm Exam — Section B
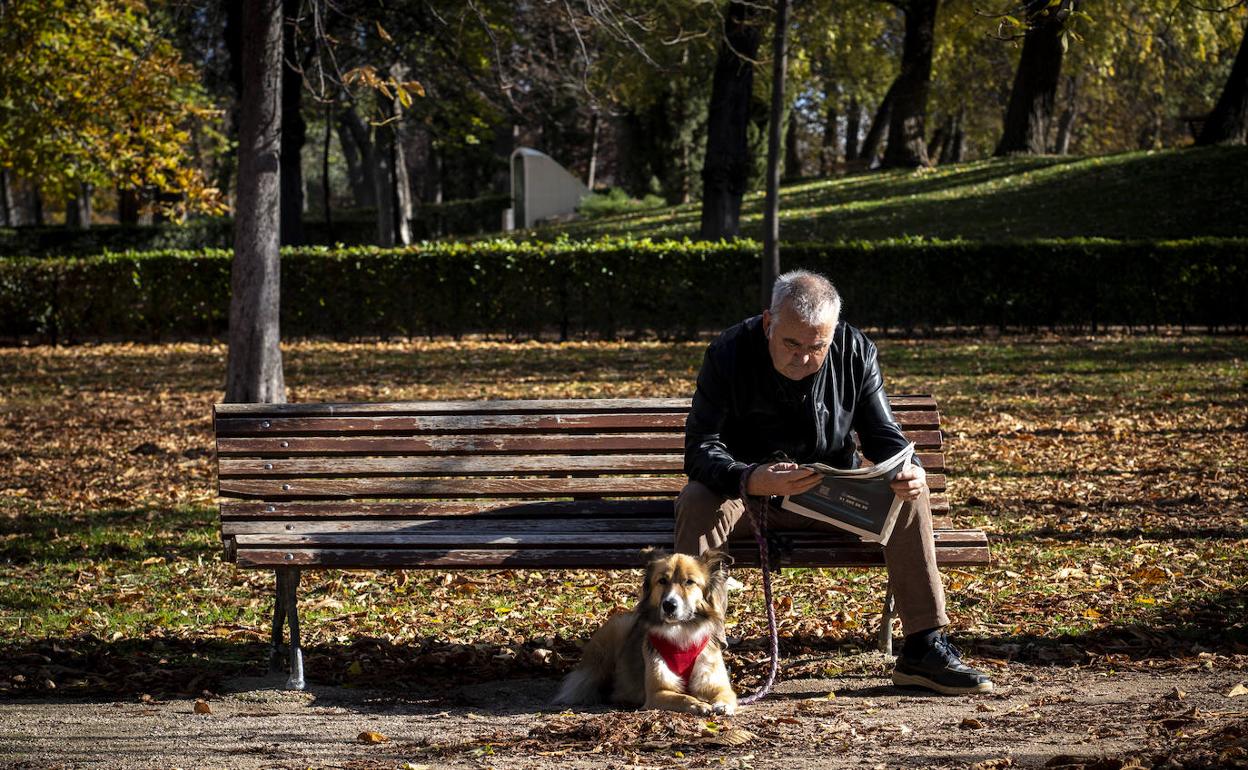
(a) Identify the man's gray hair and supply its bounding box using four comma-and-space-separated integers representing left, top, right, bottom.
769, 269, 841, 327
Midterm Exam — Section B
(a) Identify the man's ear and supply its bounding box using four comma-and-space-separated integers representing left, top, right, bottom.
762, 308, 772, 336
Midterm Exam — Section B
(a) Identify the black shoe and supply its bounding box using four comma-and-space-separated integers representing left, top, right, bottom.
891, 634, 994, 695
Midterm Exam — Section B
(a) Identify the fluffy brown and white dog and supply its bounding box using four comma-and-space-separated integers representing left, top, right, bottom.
553, 550, 738, 715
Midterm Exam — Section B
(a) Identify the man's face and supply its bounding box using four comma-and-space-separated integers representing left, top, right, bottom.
763, 305, 835, 381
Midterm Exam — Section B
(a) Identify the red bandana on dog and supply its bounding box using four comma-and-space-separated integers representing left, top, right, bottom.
648, 633, 709, 687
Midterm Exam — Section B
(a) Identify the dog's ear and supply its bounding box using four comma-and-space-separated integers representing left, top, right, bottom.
700, 549, 734, 574
701, 549, 733, 612
640, 548, 669, 603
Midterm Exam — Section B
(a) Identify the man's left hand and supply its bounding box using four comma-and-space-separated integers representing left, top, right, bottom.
890, 462, 926, 501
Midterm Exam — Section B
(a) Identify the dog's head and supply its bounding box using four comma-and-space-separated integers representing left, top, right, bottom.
641, 550, 733, 624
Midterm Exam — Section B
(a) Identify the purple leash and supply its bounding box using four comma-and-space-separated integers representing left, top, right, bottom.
736, 464, 780, 705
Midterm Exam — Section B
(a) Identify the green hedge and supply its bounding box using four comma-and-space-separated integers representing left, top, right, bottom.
1, 238, 1245, 342
0, 219, 380, 256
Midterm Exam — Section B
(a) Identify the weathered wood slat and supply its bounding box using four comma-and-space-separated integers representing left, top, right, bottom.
214, 395, 938, 418
216, 430, 945, 457
223, 517, 679, 536
215, 410, 938, 438
220, 499, 676, 519
217, 433, 686, 456
220, 476, 686, 499
215, 413, 688, 437
218, 454, 686, 478
235, 532, 674, 547
235, 543, 989, 569
215, 398, 692, 417
220, 478, 947, 501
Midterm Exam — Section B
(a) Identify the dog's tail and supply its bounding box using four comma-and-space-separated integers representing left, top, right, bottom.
551, 665, 606, 706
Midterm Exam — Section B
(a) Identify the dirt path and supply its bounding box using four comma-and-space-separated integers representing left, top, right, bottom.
3, 656, 1244, 769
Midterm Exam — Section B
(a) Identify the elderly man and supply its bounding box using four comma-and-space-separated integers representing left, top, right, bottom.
676, 269, 993, 695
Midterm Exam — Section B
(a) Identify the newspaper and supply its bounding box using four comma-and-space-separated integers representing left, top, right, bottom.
779, 442, 916, 546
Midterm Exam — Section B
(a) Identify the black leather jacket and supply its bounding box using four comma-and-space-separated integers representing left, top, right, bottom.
684, 315, 916, 498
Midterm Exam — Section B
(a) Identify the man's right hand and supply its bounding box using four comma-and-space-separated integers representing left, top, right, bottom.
745, 462, 822, 497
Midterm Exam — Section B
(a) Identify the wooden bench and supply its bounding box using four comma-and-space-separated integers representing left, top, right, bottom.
213, 396, 989, 689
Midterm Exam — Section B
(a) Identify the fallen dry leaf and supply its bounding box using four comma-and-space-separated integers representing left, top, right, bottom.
960, 717, 984, 729
193, 699, 211, 715
1227, 682, 1248, 698
357, 730, 388, 744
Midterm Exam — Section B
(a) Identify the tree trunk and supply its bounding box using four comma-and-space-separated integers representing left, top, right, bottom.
882, 0, 938, 168
374, 131, 395, 246
995, 0, 1073, 156
927, 116, 949, 165
821, 95, 838, 175
860, 79, 897, 165
32, 188, 44, 226
587, 111, 600, 189
388, 64, 413, 246
762, 0, 789, 310
65, 183, 92, 229
336, 108, 375, 208
948, 113, 966, 163
845, 96, 861, 161
1053, 76, 1079, 154
226, 0, 286, 405
279, 0, 305, 246
699, 0, 761, 240
1198, 20, 1248, 146
118, 187, 141, 225
322, 100, 333, 236
784, 109, 802, 180
0, 170, 12, 227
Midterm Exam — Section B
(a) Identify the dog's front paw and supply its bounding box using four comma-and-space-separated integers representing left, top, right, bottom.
710, 701, 736, 716
686, 700, 715, 716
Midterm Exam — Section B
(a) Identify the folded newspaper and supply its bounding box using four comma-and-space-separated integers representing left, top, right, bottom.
780, 442, 916, 546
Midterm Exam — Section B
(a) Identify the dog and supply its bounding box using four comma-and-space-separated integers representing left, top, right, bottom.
553, 550, 738, 715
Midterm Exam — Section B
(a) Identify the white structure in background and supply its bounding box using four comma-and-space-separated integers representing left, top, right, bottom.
505, 147, 589, 230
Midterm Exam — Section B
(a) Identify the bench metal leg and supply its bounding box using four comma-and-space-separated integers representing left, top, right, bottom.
268, 568, 306, 690
269, 569, 287, 674
280, 567, 305, 690
877, 589, 897, 656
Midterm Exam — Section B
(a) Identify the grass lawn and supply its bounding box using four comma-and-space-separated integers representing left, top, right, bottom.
1, 335, 1246, 698
544, 145, 1248, 242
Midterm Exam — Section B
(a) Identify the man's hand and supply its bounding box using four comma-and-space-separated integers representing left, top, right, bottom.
889, 461, 926, 501
745, 462, 822, 497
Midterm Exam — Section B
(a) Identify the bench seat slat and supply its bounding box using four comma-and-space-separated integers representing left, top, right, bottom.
231, 527, 986, 547
234, 534, 988, 569
220, 499, 677, 519
216, 431, 946, 457
214, 395, 940, 417
215, 398, 693, 416
223, 517, 680, 535
216, 410, 940, 437
220, 477, 950, 503
216, 413, 689, 436
235, 532, 675, 547
219, 477, 687, 499
219, 454, 686, 477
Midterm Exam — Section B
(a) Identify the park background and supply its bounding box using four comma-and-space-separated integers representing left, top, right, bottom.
1, 1, 1247, 768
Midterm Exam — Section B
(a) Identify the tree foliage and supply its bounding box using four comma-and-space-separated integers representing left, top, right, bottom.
0, 0, 224, 216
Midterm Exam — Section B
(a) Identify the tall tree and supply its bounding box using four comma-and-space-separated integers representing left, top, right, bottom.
995, 0, 1076, 156
700, 1, 762, 240
882, 0, 939, 167
762, 0, 790, 308
279, 0, 306, 246
226, 0, 286, 404
1199, 18, 1248, 145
